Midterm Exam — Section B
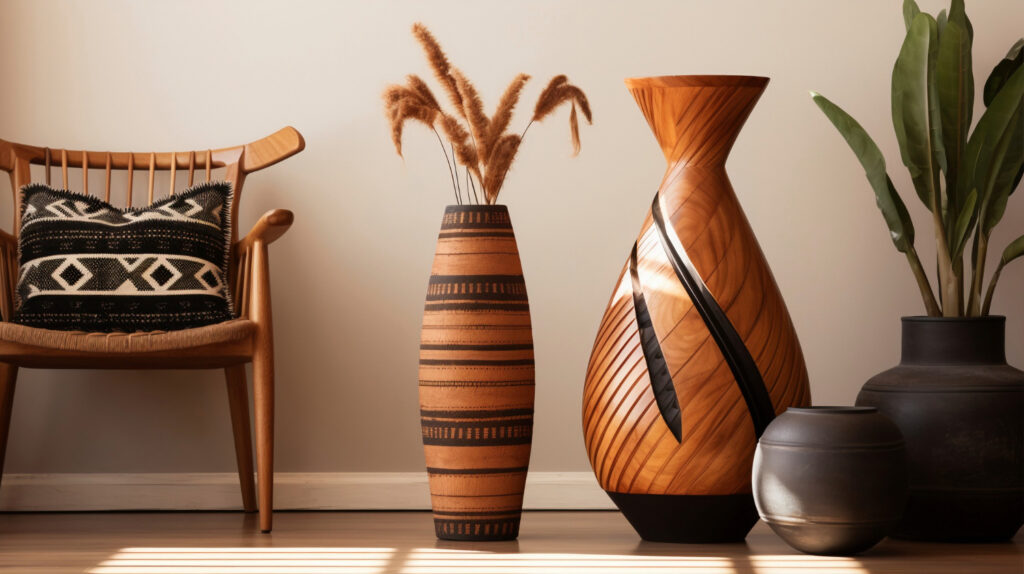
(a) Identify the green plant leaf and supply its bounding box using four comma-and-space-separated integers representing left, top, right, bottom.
983, 39, 1024, 196
811, 92, 915, 252
981, 234, 1024, 315
936, 12, 973, 233
950, 188, 977, 258
982, 106, 1024, 234
903, 0, 921, 31
963, 67, 1024, 237
947, 0, 967, 31
892, 13, 945, 210
936, 28, 969, 227
983, 39, 1024, 106
993, 101, 1024, 198
937, 9, 948, 38
1000, 234, 1024, 267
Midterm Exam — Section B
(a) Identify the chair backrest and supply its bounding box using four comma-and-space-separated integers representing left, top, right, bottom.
0, 126, 305, 243
0, 127, 304, 322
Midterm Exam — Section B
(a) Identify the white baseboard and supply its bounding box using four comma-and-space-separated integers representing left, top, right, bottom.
0, 471, 615, 512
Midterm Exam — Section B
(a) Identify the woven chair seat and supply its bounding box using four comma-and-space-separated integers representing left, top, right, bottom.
0, 319, 255, 354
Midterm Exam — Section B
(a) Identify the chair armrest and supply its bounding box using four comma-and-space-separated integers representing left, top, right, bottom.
231, 210, 292, 321
0, 228, 15, 252
238, 209, 294, 251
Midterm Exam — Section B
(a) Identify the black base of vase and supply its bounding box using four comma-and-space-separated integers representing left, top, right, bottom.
433, 516, 521, 541
891, 490, 1023, 542
606, 491, 759, 543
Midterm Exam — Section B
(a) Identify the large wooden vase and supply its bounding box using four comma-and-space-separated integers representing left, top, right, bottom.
419, 204, 534, 541
583, 76, 811, 543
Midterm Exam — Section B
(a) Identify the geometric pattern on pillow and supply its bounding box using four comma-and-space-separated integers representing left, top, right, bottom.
13, 181, 235, 333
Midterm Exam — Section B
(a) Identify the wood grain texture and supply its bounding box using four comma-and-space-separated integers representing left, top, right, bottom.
419, 205, 535, 541
0, 128, 305, 532
224, 365, 257, 513
584, 76, 810, 501
0, 512, 1019, 574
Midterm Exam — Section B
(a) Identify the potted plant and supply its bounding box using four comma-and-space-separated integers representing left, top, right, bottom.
811, 0, 1023, 541
383, 23, 590, 541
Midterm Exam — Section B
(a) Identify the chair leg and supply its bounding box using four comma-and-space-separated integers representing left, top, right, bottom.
253, 349, 275, 533
0, 363, 18, 490
225, 365, 257, 513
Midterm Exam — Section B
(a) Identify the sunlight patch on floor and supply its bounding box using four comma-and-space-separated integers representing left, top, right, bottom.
89, 547, 396, 574
750, 554, 868, 573
88, 546, 868, 574
400, 548, 867, 573
402, 548, 734, 573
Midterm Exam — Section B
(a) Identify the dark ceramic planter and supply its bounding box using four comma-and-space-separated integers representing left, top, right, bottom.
753, 407, 908, 555
856, 316, 1024, 542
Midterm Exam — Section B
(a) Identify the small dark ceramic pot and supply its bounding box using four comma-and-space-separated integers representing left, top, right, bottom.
753, 406, 908, 555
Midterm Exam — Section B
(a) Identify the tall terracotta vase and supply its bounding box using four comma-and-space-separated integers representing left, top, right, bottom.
583, 76, 811, 543
419, 204, 535, 541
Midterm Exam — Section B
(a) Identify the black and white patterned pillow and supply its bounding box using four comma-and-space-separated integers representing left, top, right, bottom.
14, 182, 235, 332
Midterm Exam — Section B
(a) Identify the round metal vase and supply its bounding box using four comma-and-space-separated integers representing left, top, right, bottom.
752, 407, 909, 555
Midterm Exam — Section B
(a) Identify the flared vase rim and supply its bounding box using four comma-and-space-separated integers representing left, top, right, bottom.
624, 75, 770, 89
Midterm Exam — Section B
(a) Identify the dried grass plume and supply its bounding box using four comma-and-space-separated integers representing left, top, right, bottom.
384, 23, 592, 204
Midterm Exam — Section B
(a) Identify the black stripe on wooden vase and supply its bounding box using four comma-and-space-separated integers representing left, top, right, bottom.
629, 241, 683, 442
434, 517, 521, 541
650, 192, 777, 437
421, 419, 533, 446
440, 205, 513, 229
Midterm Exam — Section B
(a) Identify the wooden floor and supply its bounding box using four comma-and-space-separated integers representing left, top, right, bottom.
0, 511, 1019, 573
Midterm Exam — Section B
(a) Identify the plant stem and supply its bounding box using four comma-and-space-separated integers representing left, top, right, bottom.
981, 260, 1004, 316
968, 232, 989, 316
468, 169, 480, 205
929, 174, 958, 316
954, 256, 964, 315
451, 143, 461, 198
520, 120, 535, 142
432, 127, 459, 205
906, 247, 942, 316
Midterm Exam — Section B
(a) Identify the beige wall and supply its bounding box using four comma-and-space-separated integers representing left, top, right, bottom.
0, 0, 1021, 475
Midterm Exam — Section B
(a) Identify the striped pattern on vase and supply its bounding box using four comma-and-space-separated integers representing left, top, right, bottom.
583, 76, 811, 543
419, 204, 535, 541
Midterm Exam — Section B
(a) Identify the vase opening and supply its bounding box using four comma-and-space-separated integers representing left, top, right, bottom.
444, 204, 508, 212
624, 75, 769, 89
625, 75, 770, 166
900, 315, 1006, 366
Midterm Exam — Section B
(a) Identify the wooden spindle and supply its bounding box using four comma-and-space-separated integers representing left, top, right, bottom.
169, 152, 177, 196
61, 149, 68, 189
0, 249, 8, 321
205, 150, 212, 182
104, 153, 112, 202
188, 151, 195, 186
44, 148, 52, 185
239, 251, 251, 317
147, 153, 155, 204
127, 155, 134, 208
82, 151, 89, 195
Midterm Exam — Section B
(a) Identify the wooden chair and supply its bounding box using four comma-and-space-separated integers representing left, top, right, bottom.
0, 127, 305, 532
